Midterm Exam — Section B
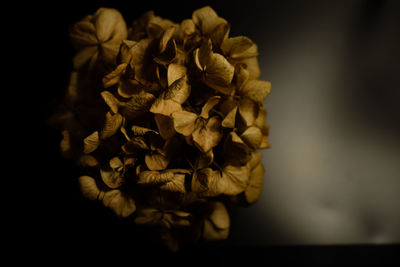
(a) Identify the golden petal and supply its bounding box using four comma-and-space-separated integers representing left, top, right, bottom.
167, 63, 187, 86
240, 80, 271, 103
145, 152, 169, 171
69, 20, 98, 47
109, 157, 123, 170
203, 201, 230, 241
240, 126, 263, 149
221, 106, 238, 128
138, 170, 174, 185
79, 155, 99, 167
171, 110, 198, 136
78, 176, 101, 201
83, 131, 100, 154
221, 36, 256, 59
203, 53, 234, 93
102, 63, 127, 88
159, 26, 175, 53
164, 75, 191, 104
246, 151, 262, 170
154, 114, 176, 139
191, 168, 222, 197
150, 98, 182, 116
220, 165, 250, 195
93, 8, 128, 44
100, 169, 123, 189
72, 46, 98, 70
100, 112, 123, 139
131, 125, 158, 136
100, 91, 119, 114
119, 40, 137, 64
192, 116, 222, 153
102, 190, 136, 218
238, 97, 259, 127
244, 163, 264, 204
223, 131, 252, 165
160, 173, 186, 193
200, 96, 221, 119
192, 6, 227, 36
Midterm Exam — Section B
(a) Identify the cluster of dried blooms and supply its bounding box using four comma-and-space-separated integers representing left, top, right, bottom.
57, 6, 271, 251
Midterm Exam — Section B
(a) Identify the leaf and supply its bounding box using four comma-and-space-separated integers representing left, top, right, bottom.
102, 190, 136, 218
240, 80, 271, 103
101, 112, 123, 139
171, 110, 198, 136
241, 126, 263, 149
200, 96, 221, 119
100, 169, 123, 189
145, 152, 169, 171
78, 176, 101, 201
101, 91, 119, 114
220, 165, 250, 195
138, 170, 174, 185
203, 201, 230, 241
244, 163, 264, 204
154, 114, 176, 139
192, 116, 222, 153
83, 131, 100, 154
238, 97, 258, 127
160, 173, 186, 193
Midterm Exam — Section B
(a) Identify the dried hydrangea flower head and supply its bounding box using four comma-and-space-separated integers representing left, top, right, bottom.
58, 6, 271, 251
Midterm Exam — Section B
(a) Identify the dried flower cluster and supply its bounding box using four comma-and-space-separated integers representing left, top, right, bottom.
57, 6, 271, 251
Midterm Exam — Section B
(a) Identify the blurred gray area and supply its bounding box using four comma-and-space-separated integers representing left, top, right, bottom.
228, 0, 400, 245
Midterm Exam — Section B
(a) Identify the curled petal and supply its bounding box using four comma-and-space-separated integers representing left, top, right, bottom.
83, 131, 100, 154
244, 163, 264, 204
203, 201, 230, 241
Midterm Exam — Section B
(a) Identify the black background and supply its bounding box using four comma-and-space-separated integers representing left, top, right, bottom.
17, 0, 400, 265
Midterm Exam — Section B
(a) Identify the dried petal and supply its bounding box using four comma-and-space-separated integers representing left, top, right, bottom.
164, 75, 190, 104
192, 116, 222, 153
150, 98, 182, 116
109, 157, 123, 170
191, 168, 221, 196
83, 131, 100, 154
246, 151, 262, 170
78, 176, 101, 201
101, 112, 123, 139
145, 152, 169, 171
100, 169, 123, 189
102, 63, 127, 88
192, 6, 227, 36
241, 126, 263, 149
167, 63, 187, 86
101, 91, 119, 114
220, 165, 250, 195
221, 106, 237, 128
221, 36, 257, 59
154, 114, 176, 139
238, 97, 258, 127
203, 201, 230, 241
171, 110, 198, 136
60, 130, 71, 156
223, 131, 252, 166
200, 96, 221, 119
240, 80, 271, 103
79, 155, 99, 167
244, 163, 264, 204
131, 125, 158, 136
138, 170, 174, 185
160, 174, 186, 193
102, 190, 136, 218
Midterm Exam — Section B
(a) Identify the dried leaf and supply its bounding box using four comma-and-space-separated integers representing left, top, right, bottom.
244, 163, 264, 204
203, 201, 230, 241
101, 112, 123, 139
171, 110, 198, 136
102, 190, 136, 218
83, 131, 100, 154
